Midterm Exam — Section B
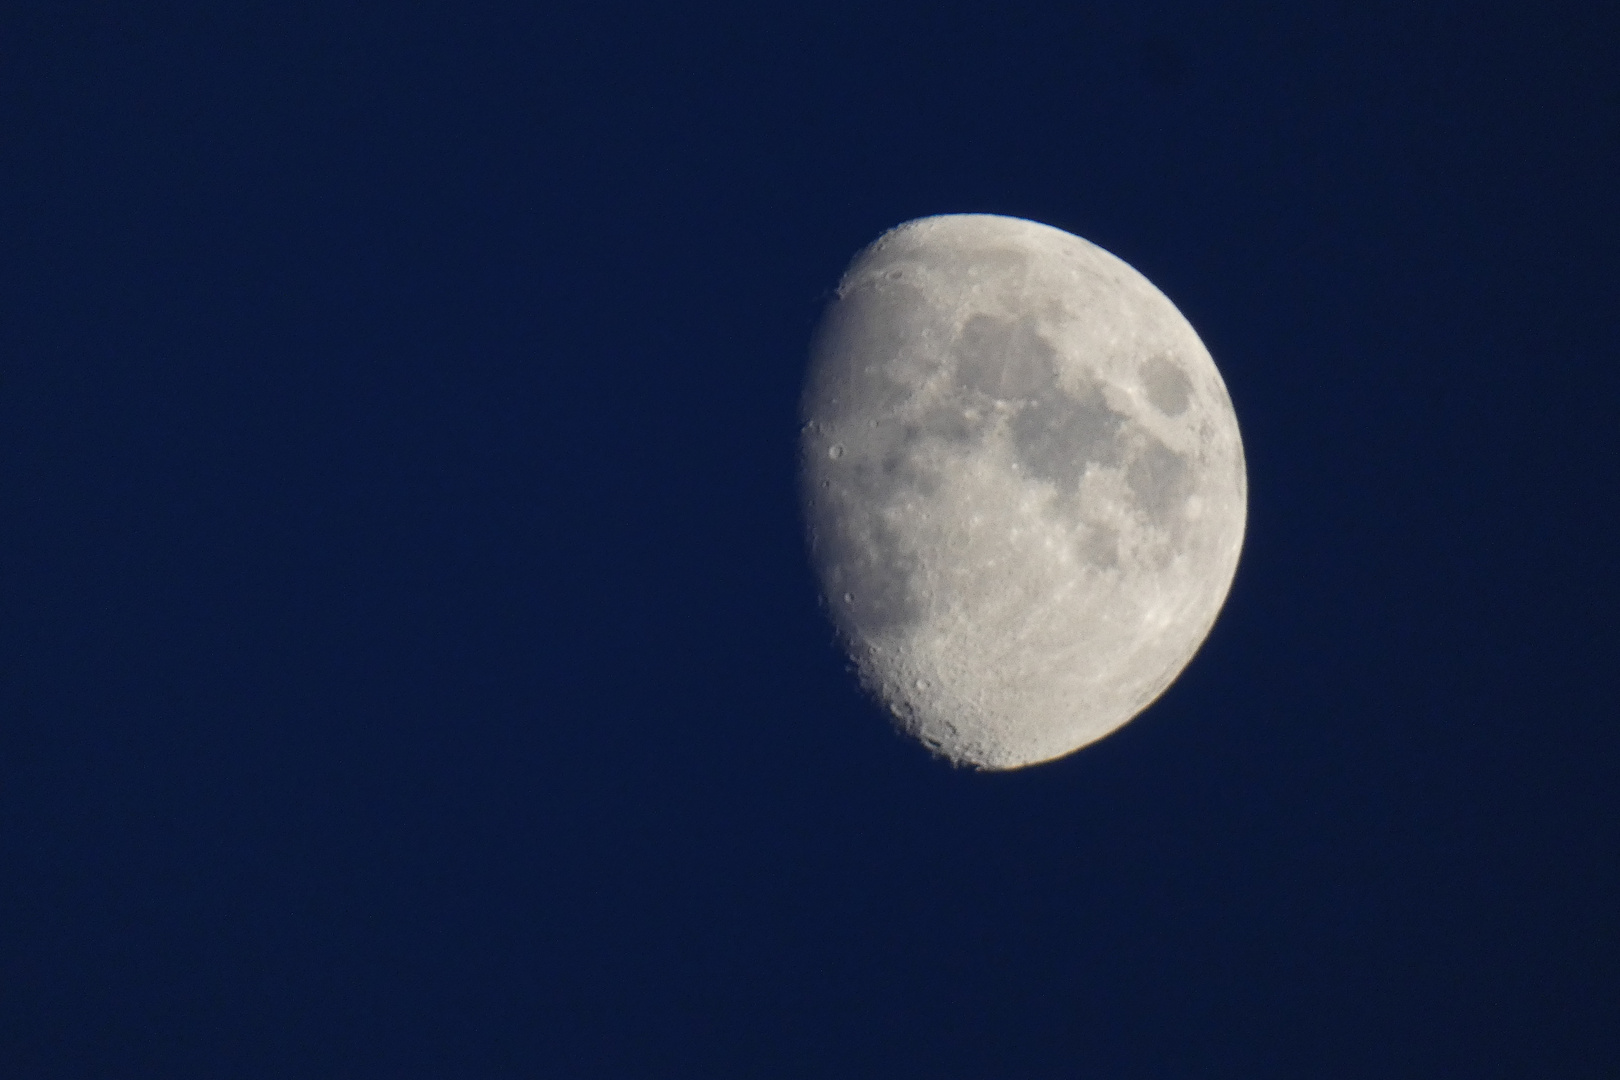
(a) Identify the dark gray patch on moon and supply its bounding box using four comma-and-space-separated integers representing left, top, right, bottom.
918, 405, 980, 445
1010, 382, 1127, 490
1126, 438, 1194, 521
1140, 354, 1192, 416
1080, 523, 1120, 567
873, 426, 943, 499
954, 315, 1056, 401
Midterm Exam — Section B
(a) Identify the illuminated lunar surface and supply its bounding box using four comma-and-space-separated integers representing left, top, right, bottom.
801, 214, 1246, 770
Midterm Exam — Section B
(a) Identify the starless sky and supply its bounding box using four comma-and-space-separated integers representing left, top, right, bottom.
1, 2, 1617, 1077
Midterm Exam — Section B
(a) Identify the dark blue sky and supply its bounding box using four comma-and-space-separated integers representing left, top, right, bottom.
2, 2, 1617, 1076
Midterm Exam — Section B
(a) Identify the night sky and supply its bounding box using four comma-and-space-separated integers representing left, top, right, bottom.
3, 3, 1617, 1076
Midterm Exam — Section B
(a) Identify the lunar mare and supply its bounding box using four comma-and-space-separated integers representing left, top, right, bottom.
801, 214, 1246, 770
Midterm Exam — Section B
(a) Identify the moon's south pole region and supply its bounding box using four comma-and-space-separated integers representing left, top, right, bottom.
801, 214, 1246, 770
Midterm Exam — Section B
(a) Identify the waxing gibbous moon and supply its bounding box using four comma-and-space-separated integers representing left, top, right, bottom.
800, 214, 1246, 770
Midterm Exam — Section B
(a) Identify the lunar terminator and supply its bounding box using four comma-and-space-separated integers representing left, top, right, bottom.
801, 214, 1246, 769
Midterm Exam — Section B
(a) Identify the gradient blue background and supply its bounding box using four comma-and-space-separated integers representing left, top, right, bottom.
3, 2, 1617, 1075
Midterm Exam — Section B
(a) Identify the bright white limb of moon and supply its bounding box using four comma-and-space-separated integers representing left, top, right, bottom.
800, 214, 1246, 770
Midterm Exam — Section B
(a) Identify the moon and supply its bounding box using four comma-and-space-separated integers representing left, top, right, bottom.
800, 214, 1246, 770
